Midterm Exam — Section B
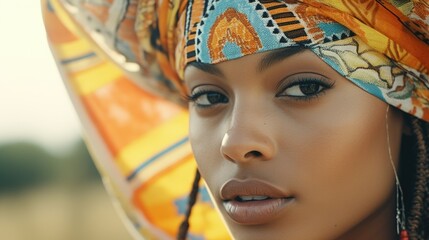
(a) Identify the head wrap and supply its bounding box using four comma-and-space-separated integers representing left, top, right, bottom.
53, 0, 429, 120
43, 0, 429, 239
146, 0, 429, 121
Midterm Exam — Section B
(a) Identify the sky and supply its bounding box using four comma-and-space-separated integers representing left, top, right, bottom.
0, 0, 82, 151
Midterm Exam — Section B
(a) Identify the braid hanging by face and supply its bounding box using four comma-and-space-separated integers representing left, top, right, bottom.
177, 168, 201, 240
406, 118, 429, 240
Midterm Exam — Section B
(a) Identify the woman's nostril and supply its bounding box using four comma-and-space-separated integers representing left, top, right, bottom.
244, 150, 262, 158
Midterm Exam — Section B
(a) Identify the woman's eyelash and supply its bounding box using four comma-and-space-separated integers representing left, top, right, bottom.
184, 89, 210, 103
287, 77, 334, 88
186, 89, 229, 108
276, 77, 335, 100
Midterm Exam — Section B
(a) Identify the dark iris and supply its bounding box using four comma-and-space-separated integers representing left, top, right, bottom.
206, 92, 228, 104
299, 83, 321, 95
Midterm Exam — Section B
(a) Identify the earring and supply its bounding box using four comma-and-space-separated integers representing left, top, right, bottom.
385, 105, 409, 240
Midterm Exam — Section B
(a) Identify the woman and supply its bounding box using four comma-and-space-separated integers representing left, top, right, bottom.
43, 0, 428, 239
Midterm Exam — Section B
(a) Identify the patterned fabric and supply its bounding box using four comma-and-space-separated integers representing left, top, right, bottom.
43, 0, 429, 240
175, 0, 429, 121
55, 0, 429, 121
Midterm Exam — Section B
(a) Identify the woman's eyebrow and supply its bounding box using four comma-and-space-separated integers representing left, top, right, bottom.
188, 62, 224, 77
258, 46, 305, 72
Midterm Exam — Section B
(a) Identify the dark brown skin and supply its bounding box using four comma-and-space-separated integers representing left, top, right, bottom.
184, 50, 404, 240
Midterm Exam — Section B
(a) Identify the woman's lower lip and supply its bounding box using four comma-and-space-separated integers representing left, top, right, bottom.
222, 198, 293, 225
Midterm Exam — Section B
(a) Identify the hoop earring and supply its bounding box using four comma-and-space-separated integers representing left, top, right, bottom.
385, 105, 409, 240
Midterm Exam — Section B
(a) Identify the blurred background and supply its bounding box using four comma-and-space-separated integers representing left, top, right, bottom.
0, 1, 133, 239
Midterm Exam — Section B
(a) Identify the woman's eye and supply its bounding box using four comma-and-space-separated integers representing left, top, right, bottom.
187, 90, 228, 108
284, 82, 323, 97
277, 78, 333, 100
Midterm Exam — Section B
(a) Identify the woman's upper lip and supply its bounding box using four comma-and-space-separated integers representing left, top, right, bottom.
220, 178, 291, 200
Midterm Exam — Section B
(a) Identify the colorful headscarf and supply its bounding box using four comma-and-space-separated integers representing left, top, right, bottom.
43, 0, 429, 239
54, 0, 429, 121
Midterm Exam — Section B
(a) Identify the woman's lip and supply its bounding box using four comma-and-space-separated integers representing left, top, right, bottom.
223, 197, 294, 225
220, 179, 294, 225
220, 178, 290, 200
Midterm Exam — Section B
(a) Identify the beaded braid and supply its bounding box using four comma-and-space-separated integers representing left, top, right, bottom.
177, 168, 201, 240
406, 118, 429, 240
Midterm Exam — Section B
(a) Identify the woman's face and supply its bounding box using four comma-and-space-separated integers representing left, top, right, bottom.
184, 50, 403, 239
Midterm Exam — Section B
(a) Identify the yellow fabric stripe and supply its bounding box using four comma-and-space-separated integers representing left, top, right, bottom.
53, 41, 103, 74
131, 141, 192, 184
117, 111, 189, 176
72, 61, 121, 95
55, 39, 93, 60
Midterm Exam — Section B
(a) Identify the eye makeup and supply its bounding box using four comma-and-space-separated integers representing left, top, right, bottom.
275, 72, 335, 102
185, 86, 229, 109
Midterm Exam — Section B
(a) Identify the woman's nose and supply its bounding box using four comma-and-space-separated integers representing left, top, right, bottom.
220, 111, 276, 164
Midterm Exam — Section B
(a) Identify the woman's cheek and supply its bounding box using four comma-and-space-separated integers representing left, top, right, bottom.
189, 111, 222, 177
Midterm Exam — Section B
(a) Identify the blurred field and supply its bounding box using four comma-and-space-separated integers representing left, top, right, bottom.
0, 1, 135, 239
0, 140, 133, 240
0, 184, 133, 240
